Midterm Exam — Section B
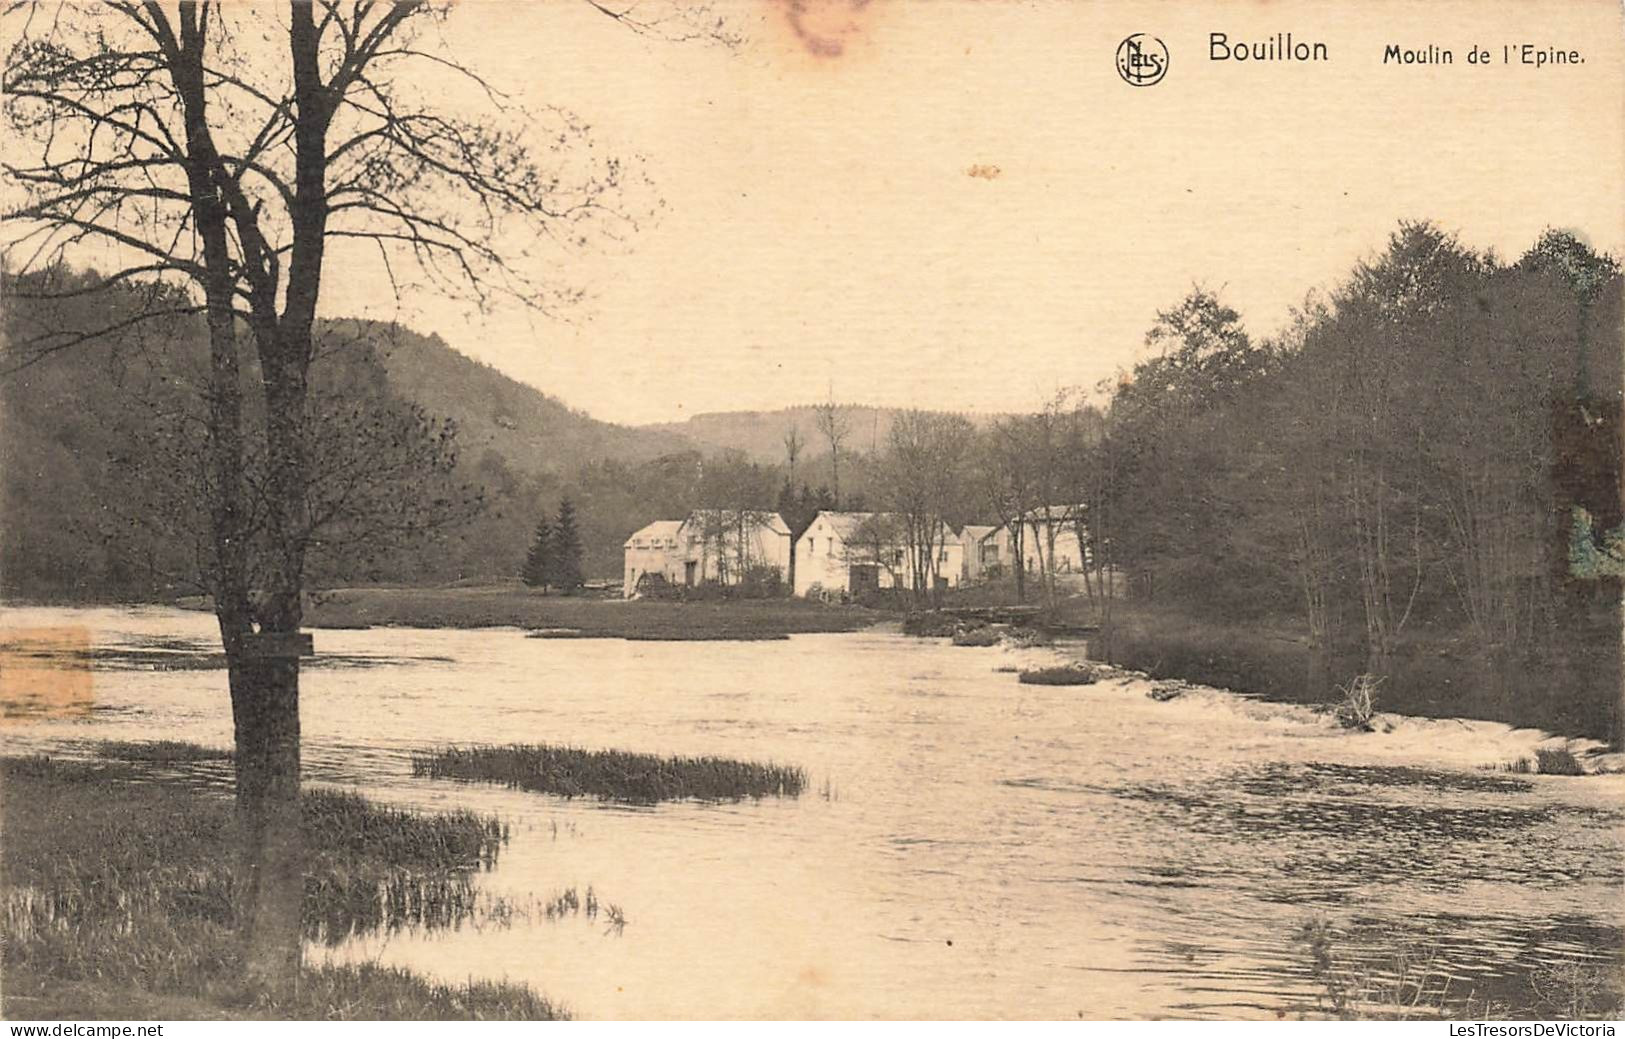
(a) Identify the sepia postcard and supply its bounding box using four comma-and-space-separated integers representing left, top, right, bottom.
1, 0, 1623, 1026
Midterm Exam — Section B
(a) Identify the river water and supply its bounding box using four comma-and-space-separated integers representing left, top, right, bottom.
2, 604, 1621, 1019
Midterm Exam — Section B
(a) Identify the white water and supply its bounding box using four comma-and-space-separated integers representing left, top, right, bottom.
2, 604, 1621, 1019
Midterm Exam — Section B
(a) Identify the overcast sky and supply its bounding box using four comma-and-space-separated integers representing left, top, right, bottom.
316, 0, 1625, 426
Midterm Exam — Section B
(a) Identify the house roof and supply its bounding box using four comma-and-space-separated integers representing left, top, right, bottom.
680, 509, 791, 536
804, 511, 958, 544
961, 524, 998, 543
623, 520, 683, 547
804, 510, 876, 540
1020, 504, 1086, 522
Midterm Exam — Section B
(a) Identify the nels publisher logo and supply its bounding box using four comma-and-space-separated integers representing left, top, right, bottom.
1116, 33, 1169, 86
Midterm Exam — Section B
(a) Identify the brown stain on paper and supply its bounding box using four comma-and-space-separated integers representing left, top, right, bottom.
769, 0, 877, 60
0, 626, 94, 725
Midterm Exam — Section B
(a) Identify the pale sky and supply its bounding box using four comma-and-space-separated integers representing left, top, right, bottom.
312, 0, 1625, 425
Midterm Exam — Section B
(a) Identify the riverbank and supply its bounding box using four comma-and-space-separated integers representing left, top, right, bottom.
171, 584, 885, 640
0, 753, 563, 1020
1071, 600, 1620, 744
909, 599, 1621, 770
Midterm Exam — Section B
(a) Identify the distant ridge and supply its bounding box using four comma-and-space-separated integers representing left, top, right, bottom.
641, 405, 1011, 464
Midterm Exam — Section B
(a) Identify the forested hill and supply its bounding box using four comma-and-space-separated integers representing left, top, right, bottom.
356, 321, 693, 474
0, 277, 707, 599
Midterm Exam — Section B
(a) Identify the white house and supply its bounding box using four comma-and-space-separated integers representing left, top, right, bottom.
678, 509, 793, 588
623, 510, 792, 598
622, 519, 685, 597
1015, 504, 1088, 576
960, 524, 1008, 584
793, 511, 963, 598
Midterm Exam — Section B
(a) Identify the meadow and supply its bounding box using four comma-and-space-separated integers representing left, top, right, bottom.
251, 584, 883, 640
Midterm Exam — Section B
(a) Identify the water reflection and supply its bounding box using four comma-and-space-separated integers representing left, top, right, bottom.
1, 605, 1620, 1019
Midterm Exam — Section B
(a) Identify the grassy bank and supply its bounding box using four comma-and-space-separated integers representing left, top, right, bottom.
1093, 600, 1620, 741
281, 584, 882, 639
1, 754, 562, 1020
412, 744, 806, 804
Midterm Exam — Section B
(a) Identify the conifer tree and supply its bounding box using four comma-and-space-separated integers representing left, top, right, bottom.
522, 516, 553, 590
549, 498, 586, 593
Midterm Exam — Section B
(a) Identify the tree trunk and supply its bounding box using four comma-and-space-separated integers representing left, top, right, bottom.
1011, 523, 1025, 602
228, 652, 304, 993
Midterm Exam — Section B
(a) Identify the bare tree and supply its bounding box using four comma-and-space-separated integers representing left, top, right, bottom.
1062, 400, 1119, 627
2, 0, 688, 992
813, 396, 850, 507
993, 402, 1075, 606
879, 410, 973, 601
980, 417, 1033, 601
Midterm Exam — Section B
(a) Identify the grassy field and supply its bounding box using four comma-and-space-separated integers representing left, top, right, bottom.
289, 584, 884, 639
413, 744, 806, 804
1, 753, 562, 1021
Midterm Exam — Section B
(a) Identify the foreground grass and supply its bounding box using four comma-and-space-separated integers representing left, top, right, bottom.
1297, 915, 1622, 1019
283, 584, 881, 639
0, 753, 562, 1021
413, 744, 806, 804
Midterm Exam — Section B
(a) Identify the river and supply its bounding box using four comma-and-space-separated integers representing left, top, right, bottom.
2, 604, 1621, 1019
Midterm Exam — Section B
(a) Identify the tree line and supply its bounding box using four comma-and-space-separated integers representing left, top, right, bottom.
957, 224, 1621, 739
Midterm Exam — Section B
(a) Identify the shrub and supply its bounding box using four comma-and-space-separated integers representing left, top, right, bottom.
950, 625, 1001, 647
633, 572, 682, 601
902, 611, 958, 637
736, 564, 784, 599
855, 587, 909, 611
1334, 674, 1383, 730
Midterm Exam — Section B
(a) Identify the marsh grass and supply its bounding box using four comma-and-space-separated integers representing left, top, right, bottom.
1017, 664, 1100, 686
97, 739, 234, 763
0, 754, 561, 1020
1534, 746, 1586, 776
412, 744, 806, 804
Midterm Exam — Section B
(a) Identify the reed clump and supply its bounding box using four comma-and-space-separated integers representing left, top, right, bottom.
1534, 746, 1586, 776
412, 744, 806, 804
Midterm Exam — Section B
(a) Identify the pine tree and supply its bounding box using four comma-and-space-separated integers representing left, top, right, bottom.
549, 498, 585, 593
522, 515, 552, 589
